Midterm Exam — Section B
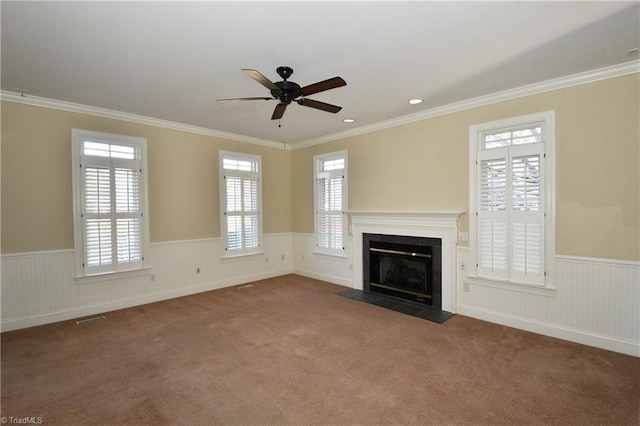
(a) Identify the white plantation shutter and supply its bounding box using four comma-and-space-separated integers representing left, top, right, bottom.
316, 174, 344, 251
478, 219, 508, 278
85, 166, 111, 214
475, 121, 546, 286
84, 163, 112, 271
221, 152, 261, 256
226, 215, 243, 251
85, 219, 112, 268
117, 218, 141, 263
510, 146, 544, 284
314, 152, 347, 255
115, 167, 139, 212
478, 153, 508, 280
76, 135, 146, 276
115, 164, 142, 265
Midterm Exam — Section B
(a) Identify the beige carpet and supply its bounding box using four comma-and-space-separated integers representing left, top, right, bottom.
2, 274, 639, 425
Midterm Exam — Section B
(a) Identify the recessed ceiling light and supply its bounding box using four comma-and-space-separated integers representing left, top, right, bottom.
343, 118, 356, 123
408, 98, 423, 105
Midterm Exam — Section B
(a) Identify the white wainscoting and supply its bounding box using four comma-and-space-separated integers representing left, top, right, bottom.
3, 234, 638, 357
1, 233, 293, 332
292, 233, 353, 287
457, 247, 640, 357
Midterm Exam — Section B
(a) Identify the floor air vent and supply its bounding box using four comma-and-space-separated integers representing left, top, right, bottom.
237, 284, 254, 289
76, 315, 106, 325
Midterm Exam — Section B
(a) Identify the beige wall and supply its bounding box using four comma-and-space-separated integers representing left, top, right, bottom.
1, 103, 292, 252
2, 74, 638, 260
292, 74, 640, 261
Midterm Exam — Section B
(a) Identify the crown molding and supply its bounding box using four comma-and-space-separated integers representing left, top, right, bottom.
2, 60, 637, 151
0, 90, 289, 150
293, 60, 640, 149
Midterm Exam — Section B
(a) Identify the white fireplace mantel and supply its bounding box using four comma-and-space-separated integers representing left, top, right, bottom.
349, 211, 463, 313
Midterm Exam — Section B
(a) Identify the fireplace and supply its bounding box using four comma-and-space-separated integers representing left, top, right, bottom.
349, 211, 461, 313
364, 233, 442, 308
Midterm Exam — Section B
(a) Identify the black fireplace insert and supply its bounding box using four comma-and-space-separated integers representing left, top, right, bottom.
363, 233, 442, 308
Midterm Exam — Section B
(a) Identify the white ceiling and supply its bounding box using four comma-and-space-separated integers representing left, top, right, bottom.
2, 1, 638, 146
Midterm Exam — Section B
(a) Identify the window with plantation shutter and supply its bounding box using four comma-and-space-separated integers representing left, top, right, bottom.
220, 151, 262, 257
314, 151, 348, 256
469, 112, 555, 287
72, 130, 149, 277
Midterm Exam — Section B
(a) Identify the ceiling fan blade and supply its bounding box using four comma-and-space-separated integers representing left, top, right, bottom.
242, 69, 279, 91
297, 98, 342, 114
271, 103, 288, 120
299, 77, 346, 97
217, 97, 273, 102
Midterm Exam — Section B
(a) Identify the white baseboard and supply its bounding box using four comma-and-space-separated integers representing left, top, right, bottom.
292, 268, 352, 288
457, 304, 640, 357
1, 268, 292, 332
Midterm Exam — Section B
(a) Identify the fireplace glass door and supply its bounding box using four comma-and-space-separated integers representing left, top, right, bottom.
368, 241, 432, 304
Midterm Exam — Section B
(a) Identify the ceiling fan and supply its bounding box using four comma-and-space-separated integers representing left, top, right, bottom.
217, 66, 347, 120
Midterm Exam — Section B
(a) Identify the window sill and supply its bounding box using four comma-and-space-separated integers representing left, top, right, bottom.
220, 252, 265, 263
75, 267, 153, 285
313, 250, 350, 261
464, 275, 557, 297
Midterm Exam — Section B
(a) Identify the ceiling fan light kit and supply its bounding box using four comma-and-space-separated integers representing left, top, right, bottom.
218, 66, 346, 120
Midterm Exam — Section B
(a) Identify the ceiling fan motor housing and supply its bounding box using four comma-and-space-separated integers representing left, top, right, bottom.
272, 80, 301, 104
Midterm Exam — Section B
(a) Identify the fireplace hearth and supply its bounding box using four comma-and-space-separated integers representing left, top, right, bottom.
364, 233, 442, 309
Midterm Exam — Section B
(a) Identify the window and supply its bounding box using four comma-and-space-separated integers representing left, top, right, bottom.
469, 111, 555, 286
314, 151, 348, 256
72, 129, 150, 277
219, 151, 262, 257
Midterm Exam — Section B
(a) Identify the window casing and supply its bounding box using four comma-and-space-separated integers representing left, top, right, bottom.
314, 151, 348, 256
469, 111, 555, 287
72, 129, 150, 277
219, 151, 262, 257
